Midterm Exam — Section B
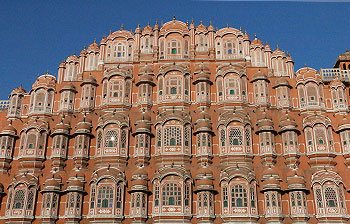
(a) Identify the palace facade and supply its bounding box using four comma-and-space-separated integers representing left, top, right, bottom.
0, 18, 350, 224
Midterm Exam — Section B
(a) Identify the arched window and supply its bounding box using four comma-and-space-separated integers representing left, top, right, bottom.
13, 189, 25, 209
221, 179, 257, 216
168, 39, 181, 55
224, 41, 235, 55
97, 186, 114, 208
312, 171, 347, 217
116, 43, 126, 58
164, 126, 182, 146
104, 130, 118, 148
231, 185, 247, 207
162, 182, 181, 206
324, 187, 337, 207
229, 128, 243, 146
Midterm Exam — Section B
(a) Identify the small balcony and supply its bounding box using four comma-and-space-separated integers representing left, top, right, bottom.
320, 68, 350, 82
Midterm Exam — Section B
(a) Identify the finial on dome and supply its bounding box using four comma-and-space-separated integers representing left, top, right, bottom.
254, 33, 257, 39
226, 23, 229, 28
209, 20, 212, 26
191, 18, 194, 24
93, 38, 96, 43
200, 20, 203, 25
173, 16, 176, 21
120, 24, 124, 30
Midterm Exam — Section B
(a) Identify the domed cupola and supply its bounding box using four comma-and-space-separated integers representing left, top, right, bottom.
75, 115, 92, 134
256, 112, 275, 134
194, 111, 212, 134
195, 165, 215, 192
278, 113, 298, 133
129, 166, 149, 193
262, 166, 281, 188
193, 63, 212, 84
87, 41, 99, 53
285, 167, 307, 191
134, 112, 152, 135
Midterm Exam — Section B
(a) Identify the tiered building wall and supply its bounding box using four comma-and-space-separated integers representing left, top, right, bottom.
1, 19, 350, 223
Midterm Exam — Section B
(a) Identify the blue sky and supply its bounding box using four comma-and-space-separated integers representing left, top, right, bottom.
0, 1, 349, 99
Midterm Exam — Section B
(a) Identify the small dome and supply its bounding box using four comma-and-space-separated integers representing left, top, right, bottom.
273, 77, 291, 88
137, 74, 155, 86
279, 113, 298, 133
1, 123, 16, 134
194, 112, 212, 133
262, 165, 279, 177
295, 67, 320, 82
272, 48, 286, 58
44, 178, 61, 188
131, 178, 148, 187
80, 48, 87, 55
139, 64, 154, 75
60, 84, 76, 93
32, 73, 56, 89
196, 165, 213, 177
82, 74, 97, 85
207, 22, 214, 31
66, 55, 79, 62
68, 179, 84, 188
196, 178, 214, 187
264, 44, 272, 52
251, 37, 262, 45
11, 86, 26, 95
256, 112, 275, 133
251, 71, 268, 82
87, 41, 99, 52
133, 167, 148, 177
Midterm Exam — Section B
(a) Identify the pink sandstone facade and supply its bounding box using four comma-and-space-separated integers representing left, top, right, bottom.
0, 18, 350, 223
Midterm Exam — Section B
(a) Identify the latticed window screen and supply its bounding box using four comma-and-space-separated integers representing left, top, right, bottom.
316, 188, 323, 208
156, 128, 162, 147
52, 193, 58, 209
45, 193, 52, 209
325, 187, 338, 208
229, 128, 243, 146
184, 125, 190, 146
166, 77, 182, 95
223, 186, 228, 208
121, 130, 127, 148
220, 129, 226, 147
13, 189, 25, 209
162, 183, 182, 206
164, 126, 182, 146
97, 131, 103, 149
104, 130, 118, 148
109, 79, 123, 99
97, 186, 114, 208
26, 188, 35, 210
154, 184, 160, 206
296, 192, 303, 206
250, 186, 256, 208
184, 182, 190, 206
271, 192, 277, 207
90, 186, 96, 209
116, 184, 122, 208
27, 133, 36, 149
314, 126, 326, 146
245, 127, 251, 146
231, 185, 247, 207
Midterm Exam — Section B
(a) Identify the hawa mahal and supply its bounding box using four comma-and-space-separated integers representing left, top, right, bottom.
0, 18, 350, 223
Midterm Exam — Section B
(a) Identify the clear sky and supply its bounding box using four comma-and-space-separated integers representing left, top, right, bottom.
0, 1, 349, 99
